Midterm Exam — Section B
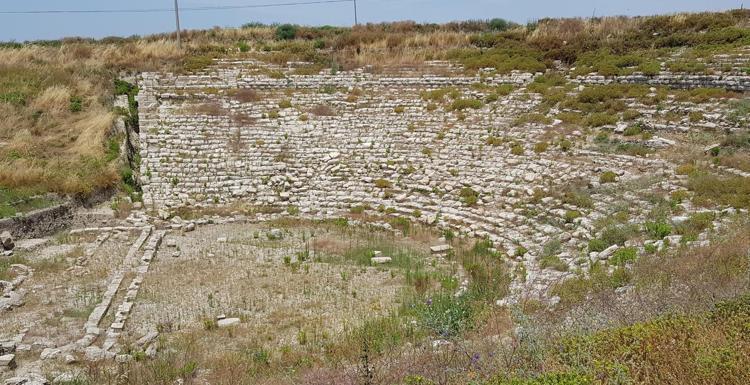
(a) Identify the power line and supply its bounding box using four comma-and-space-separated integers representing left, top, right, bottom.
0, 0, 353, 15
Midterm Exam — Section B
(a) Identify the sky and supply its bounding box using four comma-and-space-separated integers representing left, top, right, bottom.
0, 0, 745, 42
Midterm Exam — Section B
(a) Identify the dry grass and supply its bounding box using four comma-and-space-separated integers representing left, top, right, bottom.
231, 88, 261, 103
309, 104, 336, 116
0, 40, 183, 199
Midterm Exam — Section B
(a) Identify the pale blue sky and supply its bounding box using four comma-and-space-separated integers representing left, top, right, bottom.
0, 0, 744, 41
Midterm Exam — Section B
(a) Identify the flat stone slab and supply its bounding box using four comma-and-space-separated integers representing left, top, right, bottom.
371, 257, 392, 264
0, 353, 16, 369
430, 244, 452, 253
217, 318, 241, 328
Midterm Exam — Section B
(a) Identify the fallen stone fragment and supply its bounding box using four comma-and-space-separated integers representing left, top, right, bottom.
430, 244, 452, 254
217, 318, 241, 328
84, 346, 115, 362
136, 331, 159, 347
4, 373, 48, 385
0, 353, 16, 370
268, 229, 283, 240
40, 347, 61, 360
598, 244, 619, 260
0, 232, 13, 251
371, 257, 392, 264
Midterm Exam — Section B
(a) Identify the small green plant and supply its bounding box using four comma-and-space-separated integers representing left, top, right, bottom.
278, 99, 292, 109
459, 187, 479, 206
449, 98, 483, 111
486, 136, 504, 146
600, 171, 617, 183
540, 254, 568, 271
588, 238, 607, 253
511, 144, 525, 156
623, 125, 643, 136
203, 318, 218, 331
533, 141, 549, 153
69, 96, 83, 113
565, 210, 582, 223
610, 246, 638, 266
645, 221, 672, 239
374, 179, 392, 189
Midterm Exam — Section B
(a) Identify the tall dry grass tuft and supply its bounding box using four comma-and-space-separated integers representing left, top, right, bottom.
30, 86, 72, 114
69, 110, 115, 157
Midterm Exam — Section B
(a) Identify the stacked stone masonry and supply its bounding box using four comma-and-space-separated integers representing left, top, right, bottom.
137, 60, 748, 298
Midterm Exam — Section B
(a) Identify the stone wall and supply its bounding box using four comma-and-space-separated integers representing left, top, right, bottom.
0, 204, 73, 240
136, 61, 748, 298
577, 73, 750, 91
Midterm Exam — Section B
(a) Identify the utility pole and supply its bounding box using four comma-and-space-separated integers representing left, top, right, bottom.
354, 0, 358, 26
174, 0, 182, 48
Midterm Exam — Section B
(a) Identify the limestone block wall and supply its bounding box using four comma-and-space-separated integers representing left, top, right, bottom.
577, 73, 750, 91
136, 62, 715, 298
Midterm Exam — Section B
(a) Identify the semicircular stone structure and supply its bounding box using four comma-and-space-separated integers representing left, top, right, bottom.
137, 59, 695, 299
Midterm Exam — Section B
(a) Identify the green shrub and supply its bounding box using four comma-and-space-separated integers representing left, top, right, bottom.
610, 247, 637, 266
599, 171, 617, 183
689, 111, 704, 122
275, 24, 298, 40
460, 187, 479, 206
450, 98, 483, 111
645, 221, 672, 239
414, 292, 472, 337
69, 96, 83, 113
511, 144, 525, 156
622, 109, 642, 121
600, 225, 635, 246
486, 136, 505, 146
374, 179, 392, 189
622, 126, 642, 136
559, 139, 573, 152
675, 211, 715, 239
564, 210, 581, 223
561, 186, 593, 209
202, 318, 218, 331
533, 142, 549, 153
588, 239, 607, 253
449, 47, 547, 74
489, 18, 515, 31
540, 254, 568, 271
585, 113, 618, 127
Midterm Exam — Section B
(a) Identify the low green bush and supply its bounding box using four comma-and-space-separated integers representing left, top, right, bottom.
610, 247, 638, 266
645, 221, 672, 239
599, 171, 617, 183
449, 98, 483, 111
460, 187, 480, 206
